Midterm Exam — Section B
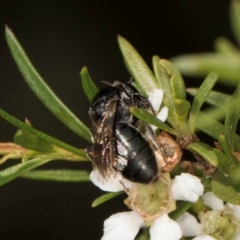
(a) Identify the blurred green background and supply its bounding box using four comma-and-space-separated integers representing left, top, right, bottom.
0, 0, 232, 239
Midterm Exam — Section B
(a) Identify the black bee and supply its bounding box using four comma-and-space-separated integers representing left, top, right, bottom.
86, 81, 161, 184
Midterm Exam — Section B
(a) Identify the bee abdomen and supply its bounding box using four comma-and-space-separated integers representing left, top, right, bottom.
115, 122, 158, 183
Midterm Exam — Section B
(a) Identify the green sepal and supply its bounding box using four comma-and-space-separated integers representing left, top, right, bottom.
0, 158, 51, 186
211, 171, 240, 204
91, 191, 124, 207
80, 67, 99, 103
189, 72, 218, 132
135, 228, 150, 240
169, 201, 193, 220
5, 26, 91, 142
21, 170, 90, 182
188, 142, 218, 167
118, 36, 157, 96
130, 107, 178, 136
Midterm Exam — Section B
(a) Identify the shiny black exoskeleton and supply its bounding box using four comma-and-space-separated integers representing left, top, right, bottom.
86, 81, 159, 184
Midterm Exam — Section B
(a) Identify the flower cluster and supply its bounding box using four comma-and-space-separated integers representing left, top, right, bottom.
90, 89, 240, 240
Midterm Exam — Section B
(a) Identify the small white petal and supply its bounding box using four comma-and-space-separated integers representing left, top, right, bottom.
148, 89, 164, 112
171, 173, 204, 202
177, 212, 202, 237
90, 169, 124, 192
202, 192, 224, 210
102, 211, 144, 240
228, 203, 240, 220
150, 214, 182, 240
192, 234, 217, 240
157, 106, 168, 122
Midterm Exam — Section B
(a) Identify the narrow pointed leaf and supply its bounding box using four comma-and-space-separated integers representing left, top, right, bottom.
92, 191, 124, 207
188, 142, 218, 167
218, 135, 238, 164
159, 59, 186, 100
224, 83, 240, 149
213, 149, 230, 175
118, 36, 157, 96
171, 53, 240, 85
80, 67, 99, 103
0, 158, 51, 186
211, 171, 240, 204
189, 72, 218, 131
187, 88, 230, 108
130, 107, 178, 136
230, 0, 240, 47
152, 57, 177, 128
14, 129, 56, 152
0, 108, 88, 159
173, 99, 190, 133
5, 26, 91, 142
21, 170, 90, 182
214, 37, 240, 55
169, 201, 193, 220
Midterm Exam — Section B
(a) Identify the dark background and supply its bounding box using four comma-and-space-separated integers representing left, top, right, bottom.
0, 0, 233, 239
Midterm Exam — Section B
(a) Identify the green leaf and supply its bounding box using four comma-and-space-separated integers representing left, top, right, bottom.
152, 57, 177, 128
213, 149, 231, 175
21, 170, 90, 182
118, 36, 157, 96
0, 158, 51, 186
218, 135, 238, 164
130, 107, 178, 136
195, 111, 226, 140
159, 59, 186, 100
214, 37, 240, 55
189, 72, 218, 131
5, 26, 91, 142
211, 171, 240, 204
224, 82, 240, 150
14, 129, 56, 152
188, 142, 218, 167
0, 108, 88, 159
80, 67, 99, 103
169, 201, 193, 220
91, 191, 124, 207
187, 89, 230, 109
135, 228, 150, 240
173, 99, 191, 133
230, 0, 240, 47
171, 53, 240, 85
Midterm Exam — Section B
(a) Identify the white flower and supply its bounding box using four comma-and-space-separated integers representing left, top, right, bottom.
148, 89, 168, 130
171, 173, 204, 202
148, 89, 164, 112
202, 192, 224, 210
150, 214, 182, 240
177, 212, 202, 237
192, 235, 216, 240
228, 203, 240, 220
102, 211, 182, 240
102, 211, 144, 240
90, 168, 133, 192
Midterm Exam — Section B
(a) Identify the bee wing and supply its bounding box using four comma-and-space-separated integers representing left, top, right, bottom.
89, 96, 119, 179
